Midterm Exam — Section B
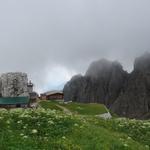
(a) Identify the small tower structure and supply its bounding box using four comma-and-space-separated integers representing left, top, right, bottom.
27, 80, 33, 94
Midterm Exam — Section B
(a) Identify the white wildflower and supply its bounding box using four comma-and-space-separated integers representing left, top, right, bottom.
17, 120, 22, 124
31, 129, 38, 134
123, 143, 128, 147
62, 136, 66, 140
6, 120, 10, 124
20, 133, 24, 136
74, 123, 79, 127
48, 120, 54, 125
23, 135, 28, 139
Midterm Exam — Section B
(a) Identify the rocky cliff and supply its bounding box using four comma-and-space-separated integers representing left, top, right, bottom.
63, 53, 150, 119
64, 59, 128, 106
0, 72, 29, 97
111, 53, 150, 119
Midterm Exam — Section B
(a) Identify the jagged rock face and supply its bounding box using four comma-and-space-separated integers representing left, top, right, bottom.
63, 75, 88, 103
63, 53, 150, 119
85, 59, 128, 106
111, 53, 150, 118
63, 59, 128, 107
134, 52, 150, 73
0, 72, 29, 97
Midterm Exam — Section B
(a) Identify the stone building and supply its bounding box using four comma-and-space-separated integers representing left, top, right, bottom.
0, 72, 39, 108
0, 72, 30, 108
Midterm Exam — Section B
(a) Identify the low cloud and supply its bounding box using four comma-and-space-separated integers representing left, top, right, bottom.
0, 0, 150, 93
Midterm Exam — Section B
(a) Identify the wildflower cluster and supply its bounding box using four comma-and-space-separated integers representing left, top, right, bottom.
111, 118, 150, 147
0, 108, 83, 149
0, 108, 77, 139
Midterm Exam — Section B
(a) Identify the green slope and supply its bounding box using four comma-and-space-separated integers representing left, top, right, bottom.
0, 108, 149, 149
39, 101, 108, 115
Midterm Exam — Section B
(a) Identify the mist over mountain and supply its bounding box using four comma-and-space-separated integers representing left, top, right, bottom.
1, 0, 150, 92
63, 53, 150, 119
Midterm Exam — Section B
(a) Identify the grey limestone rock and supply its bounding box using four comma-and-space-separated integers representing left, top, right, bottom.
0, 72, 29, 97
63, 53, 150, 119
63, 59, 128, 107
111, 53, 150, 118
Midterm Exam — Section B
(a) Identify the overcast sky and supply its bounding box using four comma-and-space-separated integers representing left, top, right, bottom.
0, 0, 150, 93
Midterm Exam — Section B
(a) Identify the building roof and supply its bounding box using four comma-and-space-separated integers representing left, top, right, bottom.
43, 90, 63, 96
0, 97, 29, 105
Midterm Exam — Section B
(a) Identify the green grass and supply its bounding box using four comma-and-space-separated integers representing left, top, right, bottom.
39, 100, 62, 111
0, 101, 149, 149
39, 101, 108, 115
0, 108, 149, 150
68, 123, 147, 150
61, 102, 107, 115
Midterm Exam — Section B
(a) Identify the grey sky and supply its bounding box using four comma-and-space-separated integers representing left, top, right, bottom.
0, 0, 150, 92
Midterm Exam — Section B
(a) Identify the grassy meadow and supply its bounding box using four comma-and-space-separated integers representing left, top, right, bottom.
39, 100, 108, 115
0, 101, 149, 150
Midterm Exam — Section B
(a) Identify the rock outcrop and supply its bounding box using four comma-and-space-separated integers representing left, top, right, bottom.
63, 53, 150, 119
0, 72, 29, 97
64, 59, 128, 106
111, 53, 150, 118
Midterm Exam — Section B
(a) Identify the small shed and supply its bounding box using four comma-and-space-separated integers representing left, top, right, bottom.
0, 97, 30, 108
40, 91, 63, 100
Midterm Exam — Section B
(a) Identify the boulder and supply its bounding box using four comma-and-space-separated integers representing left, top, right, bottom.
0, 72, 29, 97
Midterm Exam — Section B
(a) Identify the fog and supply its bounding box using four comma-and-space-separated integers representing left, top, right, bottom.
0, 0, 150, 92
